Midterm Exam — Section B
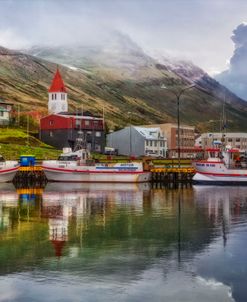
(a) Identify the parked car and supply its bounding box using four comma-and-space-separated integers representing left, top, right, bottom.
104, 147, 118, 155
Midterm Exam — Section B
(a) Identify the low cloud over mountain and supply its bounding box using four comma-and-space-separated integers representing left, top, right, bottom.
216, 23, 247, 101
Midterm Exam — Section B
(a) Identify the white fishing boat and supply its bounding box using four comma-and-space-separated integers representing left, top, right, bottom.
0, 155, 19, 182
42, 147, 151, 183
192, 147, 247, 184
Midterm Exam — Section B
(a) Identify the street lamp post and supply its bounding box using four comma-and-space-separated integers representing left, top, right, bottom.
161, 84, 195, 168
127, 112, 132, 157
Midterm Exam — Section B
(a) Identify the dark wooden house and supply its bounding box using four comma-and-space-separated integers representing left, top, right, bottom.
40, 113, 105, 151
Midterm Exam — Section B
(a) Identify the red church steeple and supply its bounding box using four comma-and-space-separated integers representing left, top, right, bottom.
48, 68, 67, 93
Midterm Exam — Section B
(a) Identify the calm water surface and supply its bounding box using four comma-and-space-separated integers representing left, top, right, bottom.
0, 182, 247, 302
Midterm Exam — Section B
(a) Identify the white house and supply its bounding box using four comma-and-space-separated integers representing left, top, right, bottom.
0, 101, 13, 125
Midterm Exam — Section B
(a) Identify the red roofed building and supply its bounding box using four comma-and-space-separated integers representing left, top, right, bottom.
40, 68, 105, 152
48, 68, 68, 114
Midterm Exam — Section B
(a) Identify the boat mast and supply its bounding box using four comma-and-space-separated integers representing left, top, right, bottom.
73, 130, 87, 151
221, 91, 227, 149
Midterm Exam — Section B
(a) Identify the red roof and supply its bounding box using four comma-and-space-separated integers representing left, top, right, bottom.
48, 69, 67, 93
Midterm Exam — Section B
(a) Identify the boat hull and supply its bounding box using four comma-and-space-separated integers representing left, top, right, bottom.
0, 166, 19, 182
192, 161, 247, 184
193, 172, 247, 184
43, 168, 151, 183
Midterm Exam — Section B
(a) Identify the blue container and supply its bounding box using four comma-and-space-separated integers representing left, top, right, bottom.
20, 155, 36, 167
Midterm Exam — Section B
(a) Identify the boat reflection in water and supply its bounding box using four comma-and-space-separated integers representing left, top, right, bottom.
42, 182, 151, 257
0, 183, 18, 230
192, 185, 247, 302
193, 185, 247, 226
1, 183, 247, 301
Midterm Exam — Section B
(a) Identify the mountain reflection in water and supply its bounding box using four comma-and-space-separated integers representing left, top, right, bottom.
0, 183, 247, 301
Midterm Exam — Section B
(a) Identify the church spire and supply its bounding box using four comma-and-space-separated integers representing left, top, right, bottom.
48, 68, 68, 114
48, 68, 67, 93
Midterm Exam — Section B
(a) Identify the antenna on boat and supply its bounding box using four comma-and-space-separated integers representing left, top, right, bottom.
220, 90, 227, 148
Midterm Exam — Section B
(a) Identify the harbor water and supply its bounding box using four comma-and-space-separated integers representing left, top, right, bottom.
0, 183, 247, 301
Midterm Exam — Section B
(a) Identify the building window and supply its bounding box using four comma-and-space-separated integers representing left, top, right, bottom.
85, 120, 90, 126
228, 138, 232, 142
75, 119, 81, 128
154, 141, 157, 147
49, 131, 53, 137
95, 144, 101, 152
150, 141, 153, 147
0, 111, 4, 117
236, 138, 240, 142
95, 131, 101, 137
49, 120, 54, 126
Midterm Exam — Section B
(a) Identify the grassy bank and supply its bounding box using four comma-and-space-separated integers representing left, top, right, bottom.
0, 128, 61, 160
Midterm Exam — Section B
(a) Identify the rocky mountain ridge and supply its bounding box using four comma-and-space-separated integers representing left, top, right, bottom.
0, 32, 247, 131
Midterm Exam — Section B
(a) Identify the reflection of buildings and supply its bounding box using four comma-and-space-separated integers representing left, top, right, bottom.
0, 184, 18, 229
41, 198, 69, 257
42, 183, 151, 257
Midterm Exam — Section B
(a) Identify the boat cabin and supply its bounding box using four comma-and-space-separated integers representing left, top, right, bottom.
204, 147, 245, 168
223, 148, 241, 168
58, 148, 91, 163
205, 148, 223, 162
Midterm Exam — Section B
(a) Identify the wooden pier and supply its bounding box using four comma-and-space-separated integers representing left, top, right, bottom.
151, 167, 195, 183
13, 166, 47, 187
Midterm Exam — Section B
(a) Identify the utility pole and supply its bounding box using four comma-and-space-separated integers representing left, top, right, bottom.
161, 84, 195, 167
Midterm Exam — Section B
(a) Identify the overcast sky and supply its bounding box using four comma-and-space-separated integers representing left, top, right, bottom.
1, 0, 247, 75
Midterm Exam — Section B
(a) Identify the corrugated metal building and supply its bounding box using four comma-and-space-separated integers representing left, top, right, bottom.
107, 126, 167, 157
